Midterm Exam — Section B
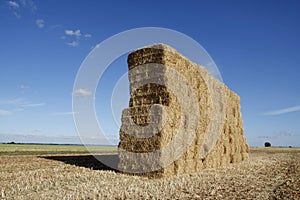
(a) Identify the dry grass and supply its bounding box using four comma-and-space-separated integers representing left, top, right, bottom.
0, 148, 299, 199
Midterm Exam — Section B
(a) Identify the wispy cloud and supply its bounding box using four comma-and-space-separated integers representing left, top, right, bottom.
19, 0, 26, 6
31, 129, 42, 133
21, 103, 46, 107
20, 84, 29, 93
0, 98, 26, 105
66, 41, 79, 47
13, 108, 24, 112
0, 99, 45, 107
36, 19, 45, 28
73, 88, 92, 97
19, 0, 37, 12
48, 24, 62, 31
0, 109, 12, 116
7, 0, 37, 18
0, 98, 46, 116
13, 11, 21, 18
7, 1, 20, 18
20, 84, 29, 89
257, 130, 298, 141
84, 34, 92, 38
262, 105, 300, 116
50, 112, 79, 116
7, 1, 19, 9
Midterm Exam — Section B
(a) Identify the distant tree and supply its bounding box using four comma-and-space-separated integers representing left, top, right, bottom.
8, 141, 16, 144
289, 146, 292, 148
264, 142, 271, 147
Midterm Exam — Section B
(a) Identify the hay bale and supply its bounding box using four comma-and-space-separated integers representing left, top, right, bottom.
118, 44, 249, 177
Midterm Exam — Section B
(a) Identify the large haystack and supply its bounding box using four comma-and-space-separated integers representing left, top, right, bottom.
118, 44, 249, 178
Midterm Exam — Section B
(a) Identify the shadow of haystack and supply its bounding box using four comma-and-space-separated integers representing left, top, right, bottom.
41, 154, 119, 172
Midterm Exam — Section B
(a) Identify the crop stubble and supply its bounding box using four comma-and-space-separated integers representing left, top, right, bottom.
0, 148, 299, 199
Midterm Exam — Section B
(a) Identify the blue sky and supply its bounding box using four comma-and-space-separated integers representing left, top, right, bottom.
0, 0, 300, 147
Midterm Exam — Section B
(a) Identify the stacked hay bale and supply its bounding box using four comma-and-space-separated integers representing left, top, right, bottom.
118, 44, 249, 178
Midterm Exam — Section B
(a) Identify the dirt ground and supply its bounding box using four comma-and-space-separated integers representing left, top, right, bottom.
0, 148, 299, 199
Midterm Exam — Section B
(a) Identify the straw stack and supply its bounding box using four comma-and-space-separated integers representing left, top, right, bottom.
118, 44, 249, 178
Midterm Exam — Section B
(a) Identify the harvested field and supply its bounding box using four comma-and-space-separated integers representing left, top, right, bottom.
0, 144, 117, 156
0, 148, 299, 199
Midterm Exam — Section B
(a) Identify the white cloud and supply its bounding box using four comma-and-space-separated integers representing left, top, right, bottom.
73, 88, 92, 97
50, 112, 79, 116
21, 103, 46, 107
64, 29, 91, 47
84, 34, 92, 38
66, 41, 79, 47
73, 30, 81, 37
0, 109, 12, 116
7, 1, 19, 9
262, 105, 300, 116
65, 30, 74, 35
36, 19, 45, 28
65, 29, 81, 37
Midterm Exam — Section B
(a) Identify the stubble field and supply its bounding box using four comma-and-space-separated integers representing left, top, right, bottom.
0, 146, 299, 199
